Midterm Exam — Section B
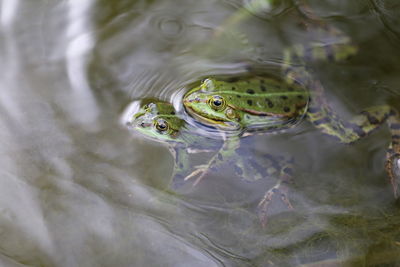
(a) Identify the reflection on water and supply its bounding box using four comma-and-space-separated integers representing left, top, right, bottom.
1, 0, 400, 266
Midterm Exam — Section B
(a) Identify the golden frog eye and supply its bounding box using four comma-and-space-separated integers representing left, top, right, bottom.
155, 119, 169, 132
208, 95, 226, 111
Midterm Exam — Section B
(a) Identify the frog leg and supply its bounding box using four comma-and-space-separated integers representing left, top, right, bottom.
169, 146, 192, 190
183, 165, 209, 185
214, 0, 331, 37
284, 41, 400, 198
213, 0, 279, 37
257, 156, 294, 227
183, 137, 241, 186
282, 31, 358, 87
281, 12, 358, 86
231, 150, 268, 183
169, 141, 239, 188
307, 90, 400, 197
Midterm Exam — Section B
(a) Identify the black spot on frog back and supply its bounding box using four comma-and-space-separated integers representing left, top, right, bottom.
247, 89, 255, 94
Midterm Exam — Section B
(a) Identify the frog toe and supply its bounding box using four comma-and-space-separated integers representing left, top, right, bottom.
257, 184, 293, 227
182, 166, 209, 187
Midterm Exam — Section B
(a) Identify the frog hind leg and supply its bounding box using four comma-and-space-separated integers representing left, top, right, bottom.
282, 20, 358, 87
257, 156, 294, 227
307, 96, 400, 197
182, 137, 273, 185
282, 38, 358, 87
170, 144, 229, 189
188, 137, 283, 185
189, 143, 296, 227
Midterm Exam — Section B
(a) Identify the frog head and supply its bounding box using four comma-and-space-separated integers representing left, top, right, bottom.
183, 78, 242, 131
129, 100, 186, 144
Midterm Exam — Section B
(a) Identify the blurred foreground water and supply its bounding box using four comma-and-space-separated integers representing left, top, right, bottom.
1, 0, 400, 266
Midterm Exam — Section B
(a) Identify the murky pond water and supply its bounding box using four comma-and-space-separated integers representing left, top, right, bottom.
1, 0, 400, 266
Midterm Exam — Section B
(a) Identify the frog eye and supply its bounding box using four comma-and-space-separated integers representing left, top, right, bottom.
154, 119, 169, 132
143, 104, 151, 111
208, 95, 226, 111
144, 103, 156, 111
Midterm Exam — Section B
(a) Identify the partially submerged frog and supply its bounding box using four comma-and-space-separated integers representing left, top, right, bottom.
181, 0, 400, 199
182, 76, 400, 198
128, 99, 295, 225
127, 1, 400, 227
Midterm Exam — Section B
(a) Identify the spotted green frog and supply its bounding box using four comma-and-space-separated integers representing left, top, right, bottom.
181, 0, 400, 200
128, 99, 295, 225
182, 75, 400, 199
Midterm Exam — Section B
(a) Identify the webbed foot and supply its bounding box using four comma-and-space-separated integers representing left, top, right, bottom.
184, 164, 209, 186
257, 181, 293, 227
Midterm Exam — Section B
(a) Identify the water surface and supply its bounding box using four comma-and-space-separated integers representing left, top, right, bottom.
1, 0, 400, 266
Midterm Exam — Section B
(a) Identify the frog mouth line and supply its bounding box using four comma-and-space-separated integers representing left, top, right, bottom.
184, 105, 237, 130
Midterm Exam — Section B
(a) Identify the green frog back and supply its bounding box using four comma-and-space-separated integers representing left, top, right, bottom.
184, 75, 309, 132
